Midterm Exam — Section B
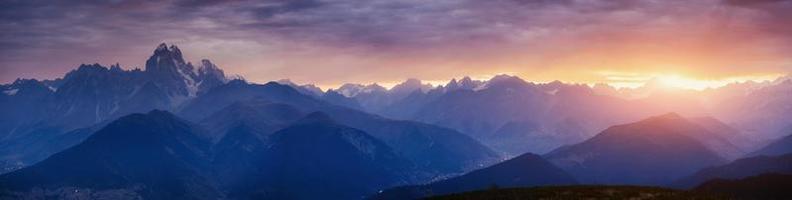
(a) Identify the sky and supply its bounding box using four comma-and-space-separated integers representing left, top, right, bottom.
1, 0, 792, 89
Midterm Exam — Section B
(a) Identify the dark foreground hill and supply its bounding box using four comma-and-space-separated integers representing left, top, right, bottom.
673, 153, 792, 188
0, 110, 221, 199
372, 153, 577, 199
694, 173, 792, 200
418, 174, 792, 200
425, 185, 720, 200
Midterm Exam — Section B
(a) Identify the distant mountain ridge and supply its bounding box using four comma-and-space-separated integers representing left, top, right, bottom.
0, 43, 501, 181
749, 132, 792, 157
177, 80, 500, 175
269, 73, 786, 158
327, 74, 724, 157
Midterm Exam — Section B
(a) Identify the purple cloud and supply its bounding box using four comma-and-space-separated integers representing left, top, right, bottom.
1, 0, 790, 85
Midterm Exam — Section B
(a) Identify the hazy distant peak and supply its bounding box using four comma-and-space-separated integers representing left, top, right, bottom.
365, 83, 387, 91
459, 76, 473, 82
337, 83, 387, 97
648, 112, 685, 121
628, 112, 689, 127
391, 78, 433, 94
771, 73, 792, 85
444, 77, 483, 91
276, 79, 324, 96
393, 78, 423, 87
483, 74, 530, 90
547, 80, 564, 86
488, 74, 522, 82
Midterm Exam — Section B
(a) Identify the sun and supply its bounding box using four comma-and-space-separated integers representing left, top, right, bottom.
655, 74, 715, 90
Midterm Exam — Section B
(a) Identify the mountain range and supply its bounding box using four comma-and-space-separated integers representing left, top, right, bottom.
0, 44, 503, 199
0, 110, 463, 199
2, 43, 792, 199
0, 44, 228, 173
0, 44, 499, 176
330, 75, 782, 159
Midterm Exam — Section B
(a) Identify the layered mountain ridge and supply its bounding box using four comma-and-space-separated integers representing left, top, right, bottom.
0, 111, 409, 199
0, 43, 229, 173
2, 42, 791, 199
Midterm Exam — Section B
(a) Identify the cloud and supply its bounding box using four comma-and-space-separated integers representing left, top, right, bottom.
724, 0, 792, 6
0, 0, 790, 85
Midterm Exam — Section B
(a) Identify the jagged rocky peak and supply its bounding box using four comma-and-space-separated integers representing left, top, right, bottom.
75, 63, 107, 72
109, 63, 123, 72
3, 78, 51, 96
146, 43, 193, 75
198, 59, 219, 72
149, 44, 228, 83
152, 43, 186, 65
143, 43, 229, 98
445, 76, 483, 91
60, 63, 112, 81
197, 59, 227, 82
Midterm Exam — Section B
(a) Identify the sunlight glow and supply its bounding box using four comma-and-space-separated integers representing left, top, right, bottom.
653, 73, 783, 90
656, 74, 711, 90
